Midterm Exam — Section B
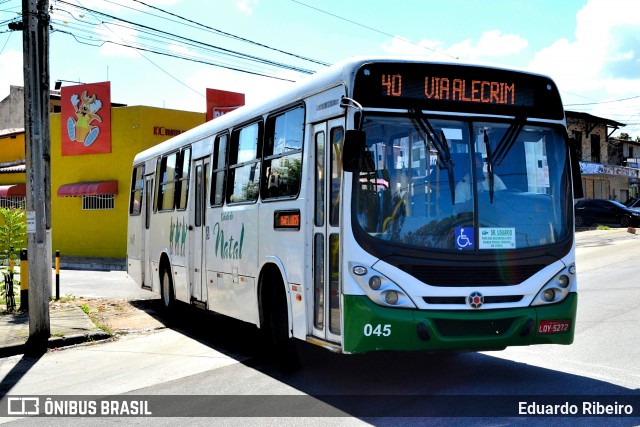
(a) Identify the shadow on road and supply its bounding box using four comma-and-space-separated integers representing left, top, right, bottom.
144, 301, 640, 424
0, 354, 43, 397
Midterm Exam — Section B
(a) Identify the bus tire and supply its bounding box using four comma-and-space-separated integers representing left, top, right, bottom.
262, 276, 299, 368
160, 267, 176, 312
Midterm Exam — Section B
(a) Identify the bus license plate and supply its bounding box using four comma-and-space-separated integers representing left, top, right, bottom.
538, 319, 571, 335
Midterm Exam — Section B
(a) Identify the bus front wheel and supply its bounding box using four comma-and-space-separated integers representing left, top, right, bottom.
261, 276, 299, 367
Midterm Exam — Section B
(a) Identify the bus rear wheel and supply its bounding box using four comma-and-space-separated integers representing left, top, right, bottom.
161, 267, 175, 312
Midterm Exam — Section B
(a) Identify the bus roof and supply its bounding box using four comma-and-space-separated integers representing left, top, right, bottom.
132, 56, 562, 164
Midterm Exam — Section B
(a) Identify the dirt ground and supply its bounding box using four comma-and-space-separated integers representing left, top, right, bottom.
51, 297, 166, 334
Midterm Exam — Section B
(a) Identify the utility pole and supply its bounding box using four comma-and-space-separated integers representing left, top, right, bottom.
22, 0, 52, 352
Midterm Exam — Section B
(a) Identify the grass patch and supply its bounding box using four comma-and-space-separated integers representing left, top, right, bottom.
80, 304, 90, 314
596, 225, 611, 230
54, 294, 76, 303
93, 321, 113, 335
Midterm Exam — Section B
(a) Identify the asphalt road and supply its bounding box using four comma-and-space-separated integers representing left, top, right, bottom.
51, 269, 158, 300
1, 229, 638, 426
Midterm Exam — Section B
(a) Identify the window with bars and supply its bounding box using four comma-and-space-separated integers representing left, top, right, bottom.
82, 195, 115, 210
0, 197, 26, 209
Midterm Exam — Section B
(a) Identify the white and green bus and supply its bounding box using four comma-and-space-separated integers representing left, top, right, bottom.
127, 57, 580, 355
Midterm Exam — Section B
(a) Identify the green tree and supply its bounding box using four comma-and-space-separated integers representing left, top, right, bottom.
0, 208, 25, 308
0, 207, 26, 267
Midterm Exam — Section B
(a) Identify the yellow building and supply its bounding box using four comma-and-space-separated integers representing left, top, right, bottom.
50, 106, 204, 257
0, 129, 26, 209
0, 128, 26, 184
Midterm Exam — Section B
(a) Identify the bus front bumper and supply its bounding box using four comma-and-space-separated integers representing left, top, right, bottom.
342, 293, 577, 354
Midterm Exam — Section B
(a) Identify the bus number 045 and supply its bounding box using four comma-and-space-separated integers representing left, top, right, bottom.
364, 324, 392, 337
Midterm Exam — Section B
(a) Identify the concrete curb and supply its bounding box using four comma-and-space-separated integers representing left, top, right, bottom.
0, 330, 111, 358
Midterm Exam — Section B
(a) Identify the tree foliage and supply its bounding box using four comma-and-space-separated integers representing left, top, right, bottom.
0, 208, 26, 266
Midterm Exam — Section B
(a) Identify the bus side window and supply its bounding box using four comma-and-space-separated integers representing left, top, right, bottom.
210, 133, 228, 206
157, 152, 178, 211
330, 126, 344, 226
175, 147, 191, 210
129, 164, 144, 216
262, 105, 304, 200
227, 121, 263, 203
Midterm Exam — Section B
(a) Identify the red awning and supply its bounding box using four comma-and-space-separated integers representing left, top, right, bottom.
57, 180, 118, 197
0, 184, 26, 197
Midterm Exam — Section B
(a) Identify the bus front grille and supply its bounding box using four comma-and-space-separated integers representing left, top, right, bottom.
423, 295, 523, 305
399, 264, 545, 286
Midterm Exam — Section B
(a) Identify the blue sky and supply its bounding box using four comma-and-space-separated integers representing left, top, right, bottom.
1, 0, 639, 137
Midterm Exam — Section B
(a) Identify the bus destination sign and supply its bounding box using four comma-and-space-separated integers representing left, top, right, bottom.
353, 62, 564, 120
383, 74, 516, 106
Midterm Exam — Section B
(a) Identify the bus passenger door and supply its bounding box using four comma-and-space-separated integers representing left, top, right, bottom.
311, 120, 344, 344
190, 158, 209, 303
143, 175, 153, 289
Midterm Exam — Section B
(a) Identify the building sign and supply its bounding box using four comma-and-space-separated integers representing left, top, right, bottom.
206, 88, 245, 121
153, 127, 186, 136
61, 82, 112, 156
580, 161, 640, 178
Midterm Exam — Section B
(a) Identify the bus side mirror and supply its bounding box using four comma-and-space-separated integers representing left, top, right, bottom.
343, 130, 374, 173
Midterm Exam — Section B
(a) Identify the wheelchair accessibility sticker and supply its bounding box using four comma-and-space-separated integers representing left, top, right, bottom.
455, 227, 475, 250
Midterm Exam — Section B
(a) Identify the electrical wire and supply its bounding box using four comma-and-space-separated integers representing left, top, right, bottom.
0, 28, 11, 54
52, 1, 318, 78
290, 0, 459, 60
52, 28, 298, 83
127, 0, 330, 67
565, 95, 640, 106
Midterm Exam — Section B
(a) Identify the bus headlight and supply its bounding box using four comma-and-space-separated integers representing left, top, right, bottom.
349, 262, 416, 309
557, 275, 569, 288
541, 289, 555, 302
384, 290, 399, 305
531, 264, 575, 306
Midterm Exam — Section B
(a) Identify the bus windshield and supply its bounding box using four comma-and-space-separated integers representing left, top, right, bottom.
353, 114, 572, 251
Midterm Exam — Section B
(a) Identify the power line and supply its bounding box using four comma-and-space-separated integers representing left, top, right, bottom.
52, 28, 298, 83
49, 5, 303, 82
0, 27, 11, 54
54, 1, 317, 75
565, 94, 640, 106
128, 0, 330, 67
290, 0, 459, 60
66, 0, 204, 97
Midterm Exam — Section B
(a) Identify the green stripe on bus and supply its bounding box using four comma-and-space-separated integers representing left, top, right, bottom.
343, 294, 577, 354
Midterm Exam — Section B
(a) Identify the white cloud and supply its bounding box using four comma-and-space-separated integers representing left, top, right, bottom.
168, 42, 196, 57
162, 66, 296, 112
381, 30, 527, 61
235, 0, 258, 15
449, 30, 528, 60
528, 0, 640, 96
0, 50, 23, 101
98, 23, 140, 58
381, 37, 446, 58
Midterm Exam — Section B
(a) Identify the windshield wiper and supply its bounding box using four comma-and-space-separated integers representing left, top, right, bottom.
483, 116, 526, 203
492, 116, 526, 167
411, 109, 456, 203
483, 129, 495, 203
